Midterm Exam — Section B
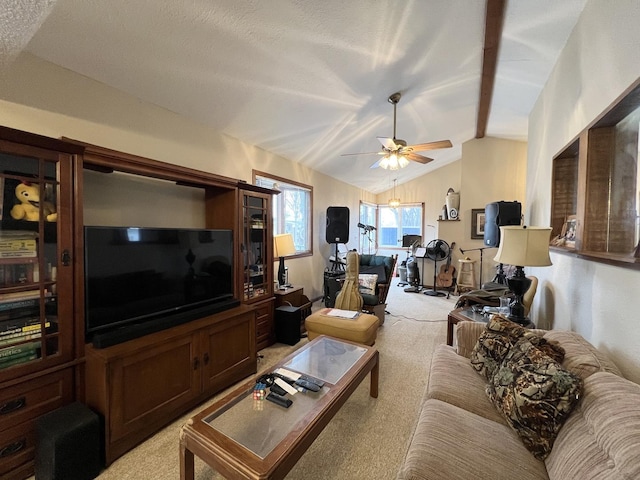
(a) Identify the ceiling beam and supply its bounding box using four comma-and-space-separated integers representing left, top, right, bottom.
476, 0, 506, 138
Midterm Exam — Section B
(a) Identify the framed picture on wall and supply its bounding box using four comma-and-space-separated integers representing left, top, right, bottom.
471, 208, 485, 239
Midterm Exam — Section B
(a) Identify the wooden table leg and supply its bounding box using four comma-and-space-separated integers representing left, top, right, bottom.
447, 316, 455, 346
369, 354, 379, 398
180, 443, 195, 480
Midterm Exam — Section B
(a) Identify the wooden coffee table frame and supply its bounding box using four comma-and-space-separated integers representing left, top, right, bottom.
179, 335, 379, 480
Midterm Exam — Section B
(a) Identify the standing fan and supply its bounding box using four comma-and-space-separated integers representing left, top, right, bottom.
423, 239, 451, 297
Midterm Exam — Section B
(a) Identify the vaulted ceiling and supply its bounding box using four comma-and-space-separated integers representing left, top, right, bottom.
3, 0, 587, 193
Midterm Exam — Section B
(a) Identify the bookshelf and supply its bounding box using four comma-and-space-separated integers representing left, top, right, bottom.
0, 126, 82, 479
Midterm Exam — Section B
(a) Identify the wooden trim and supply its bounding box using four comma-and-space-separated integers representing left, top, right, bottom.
63, 137, 240, 189
476, 0, 506, 138
0, 126, 84, 154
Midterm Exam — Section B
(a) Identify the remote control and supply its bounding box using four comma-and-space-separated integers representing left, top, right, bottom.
272, 372, 296, 384
295, 378, 320, 392
300, 375, 324, 388
266, 392, 293, 408
270, 383, 287, 396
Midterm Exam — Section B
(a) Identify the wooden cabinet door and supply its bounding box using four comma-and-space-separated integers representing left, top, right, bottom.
200, 309, 256, 394
108, 332, 200, 446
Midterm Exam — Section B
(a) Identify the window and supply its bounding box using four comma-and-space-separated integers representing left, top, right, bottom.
378, 203, 424, 248
254, 171, 312, 255
359, 201, 378, 253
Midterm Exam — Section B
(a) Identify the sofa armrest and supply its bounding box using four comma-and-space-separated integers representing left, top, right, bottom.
455, 321, 486, 358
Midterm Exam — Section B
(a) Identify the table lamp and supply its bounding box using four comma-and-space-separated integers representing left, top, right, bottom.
493, 226, 552, 325
273, 233, 296, 288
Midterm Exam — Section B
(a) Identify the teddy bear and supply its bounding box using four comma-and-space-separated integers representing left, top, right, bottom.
10, 181, 57, 222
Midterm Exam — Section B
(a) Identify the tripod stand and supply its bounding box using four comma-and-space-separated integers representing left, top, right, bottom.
458, 246, 494, 289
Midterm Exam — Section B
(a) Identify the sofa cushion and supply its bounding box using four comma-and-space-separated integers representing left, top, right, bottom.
545, 372, 640, 480
427, 344, 507, 425
487, 338, 583, 460
397, 399, 549, 480
470, 315, 559, 380
542, 330, 622, 379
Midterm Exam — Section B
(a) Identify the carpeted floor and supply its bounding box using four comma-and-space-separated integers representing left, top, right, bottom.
82, 283, 457, 480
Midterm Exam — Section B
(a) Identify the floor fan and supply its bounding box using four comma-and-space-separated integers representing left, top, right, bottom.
423, 239, 451, 297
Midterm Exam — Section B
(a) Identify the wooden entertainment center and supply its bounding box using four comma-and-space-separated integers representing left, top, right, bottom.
0, 126, 278, 478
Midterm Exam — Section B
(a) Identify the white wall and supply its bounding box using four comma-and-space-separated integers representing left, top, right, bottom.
527, 0, 640, 382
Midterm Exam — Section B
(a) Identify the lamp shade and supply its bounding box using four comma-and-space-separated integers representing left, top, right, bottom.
273, 233, 296, 258
493, 226, 552, 267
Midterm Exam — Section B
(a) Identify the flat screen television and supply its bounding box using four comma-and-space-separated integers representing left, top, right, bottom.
84, 226, 238, 347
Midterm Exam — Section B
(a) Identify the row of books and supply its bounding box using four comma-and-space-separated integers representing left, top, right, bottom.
0, 289, 52, 304
1, 317, 49, 347
0, 340, 41, 369
0, 231, 38, 259
0, 263, 37, 286
0, 302, 55, 326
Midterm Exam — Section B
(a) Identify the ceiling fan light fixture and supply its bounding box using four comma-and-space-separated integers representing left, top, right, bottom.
380, 153, 409, 170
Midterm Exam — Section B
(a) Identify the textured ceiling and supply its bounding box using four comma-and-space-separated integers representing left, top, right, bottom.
6, 0, 587, 193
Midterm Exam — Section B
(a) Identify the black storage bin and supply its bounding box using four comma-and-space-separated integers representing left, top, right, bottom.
275, 305, 302, 345
35, 402, 102, 480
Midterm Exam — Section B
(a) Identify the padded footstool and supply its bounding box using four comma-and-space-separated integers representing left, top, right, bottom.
305, 308, 380, 346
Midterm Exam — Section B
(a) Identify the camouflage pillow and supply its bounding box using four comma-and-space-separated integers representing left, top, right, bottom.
470, 315, 553, 380
486, 337, 583, 460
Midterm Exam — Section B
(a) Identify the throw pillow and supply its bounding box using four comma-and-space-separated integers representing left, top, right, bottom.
470, 315, 565, 380
470, 315, 535, 380
358, 274, 378, 295
486, 338, 583, 460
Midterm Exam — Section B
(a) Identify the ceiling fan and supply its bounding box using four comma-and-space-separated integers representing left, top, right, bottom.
342, 92, 452, 169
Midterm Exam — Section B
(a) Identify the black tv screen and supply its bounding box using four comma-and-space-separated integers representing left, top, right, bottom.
84, 226, 235, 341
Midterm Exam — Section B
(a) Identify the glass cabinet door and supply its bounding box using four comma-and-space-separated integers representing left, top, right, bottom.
242, 193, 270, 301
0, 143, 73, 374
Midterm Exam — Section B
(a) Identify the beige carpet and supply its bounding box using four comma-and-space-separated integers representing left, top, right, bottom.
77, 284, 457, 480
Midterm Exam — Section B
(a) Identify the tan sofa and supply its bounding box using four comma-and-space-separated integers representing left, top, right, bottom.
397, 320, 640, 480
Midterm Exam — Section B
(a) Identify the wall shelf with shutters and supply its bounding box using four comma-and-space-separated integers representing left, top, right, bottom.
0, 127, 82, 480
549, 77, 640, 269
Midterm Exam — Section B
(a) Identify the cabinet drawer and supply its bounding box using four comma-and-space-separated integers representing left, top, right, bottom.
0, 368, 74, 432
0, 416, 36, 477
256, 319, 272, 339
254, 303, 271, 321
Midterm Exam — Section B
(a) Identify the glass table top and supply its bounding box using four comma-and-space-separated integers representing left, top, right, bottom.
202, 337, 369, 459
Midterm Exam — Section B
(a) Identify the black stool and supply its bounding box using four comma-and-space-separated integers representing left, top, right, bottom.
35, 402, 102, 480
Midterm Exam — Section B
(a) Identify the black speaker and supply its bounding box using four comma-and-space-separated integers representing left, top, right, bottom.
323, 271, 345, 307
275, 306, 302, 345
35, 402, 103, 480
326, 206, 349, 244
484, 201, 522, 247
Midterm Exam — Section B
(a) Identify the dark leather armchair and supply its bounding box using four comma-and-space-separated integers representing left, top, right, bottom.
358, 254, 398, 322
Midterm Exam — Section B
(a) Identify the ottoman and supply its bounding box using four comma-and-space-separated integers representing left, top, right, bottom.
305, 308, 379, 345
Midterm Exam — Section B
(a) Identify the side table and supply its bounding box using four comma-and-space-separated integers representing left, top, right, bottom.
447, 307, 488, 346
274, 285, 311, 334
447, 307, 535, 346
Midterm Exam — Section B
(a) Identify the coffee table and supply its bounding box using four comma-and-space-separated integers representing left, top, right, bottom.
179, 335, 379, 480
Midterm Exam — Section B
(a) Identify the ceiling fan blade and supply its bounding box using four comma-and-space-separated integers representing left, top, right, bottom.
369, 159, 382, 169
377, 136, 398, 151
405, 140, 453, 152
340, 151, 383, 157
405, 152, 434, 164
